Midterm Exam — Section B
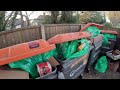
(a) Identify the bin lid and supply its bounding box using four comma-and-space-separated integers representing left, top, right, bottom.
80, 23, 103, 31
0, 39, 56, 66
47, 32, 91, 44
100, 30, 118, 35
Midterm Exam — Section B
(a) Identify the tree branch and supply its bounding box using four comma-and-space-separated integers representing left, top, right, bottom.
10, 11, 18, 29
2, 11, 14, 30
28, 11, 34, 17
19, 11, 24, 27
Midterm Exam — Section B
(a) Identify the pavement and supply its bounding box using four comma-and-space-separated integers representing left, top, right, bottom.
82, 67, 120, 79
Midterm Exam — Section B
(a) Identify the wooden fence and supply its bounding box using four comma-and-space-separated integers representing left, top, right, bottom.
0, 24, 120, 49
0, 26, 42, 49
44, 24, 82, 39
0, 24, 85, 49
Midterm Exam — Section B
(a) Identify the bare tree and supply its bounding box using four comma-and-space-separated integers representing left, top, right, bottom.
24, 11, 34, 27
10, 11, 18, 29
0, 11, 14, 31
25, 11, 30, 26
0, 11, 39, 31
19, 11, 24, 27
0, 11, 5, 31
19, 11, 34, 27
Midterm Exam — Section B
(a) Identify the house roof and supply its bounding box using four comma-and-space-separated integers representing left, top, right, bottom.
37, 15, 50, 19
